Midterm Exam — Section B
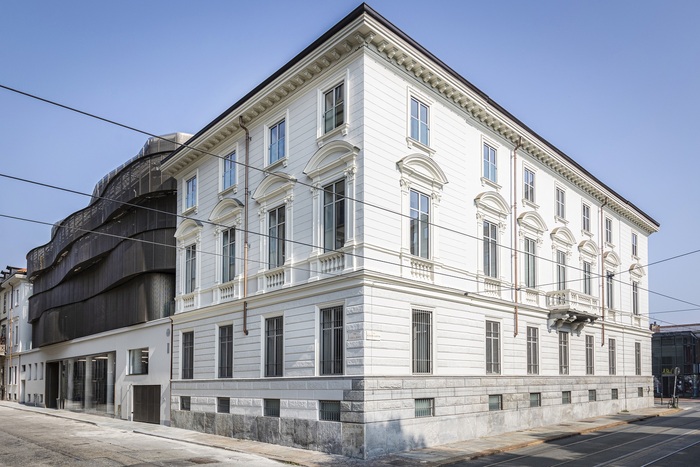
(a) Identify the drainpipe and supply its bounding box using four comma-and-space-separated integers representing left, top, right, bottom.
512, 137, 523, 337
239, 116, 250, 335
600, 197, 608, 344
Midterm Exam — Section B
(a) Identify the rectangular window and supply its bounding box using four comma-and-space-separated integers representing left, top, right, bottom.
638, 387, 644, 397
524, 237, 536, 288
128, 348, 149, 375
217, 397, 230, 414
562, 391, 571, 404
530, 392, 541, 408
523, 168, 535, 202
218, 325, 233, 378
182, 331, 194, 380
264, 399, 281, 417
222, 228, 235, 283
605, 217, 613, 243
268, 206, 285, 269
323, 83, 344, 133
269, 120, 285, 164
631, 232, 638, 256
589, 389, 597, 402
582, 203, 591, 232
410, 190, 430, 259
180, 396, 191, 411
606, 270, 614, 309
185, 244, 196, 294
415, 398, 434, 417
320, 306, 344, 375
319, 400, 341, 421
323, 179, 345, 251
555, 187, 565, 219
608, 339, 617, 375
483, 143, 497, 182
410, 97, 429, 145
486, 320, 501, 374
222, 151, 236, 190
583, 261, 592, 295
556, 250, 567, 291
635, 342, 642, 375
612, 388, 619, 400
559, 332, 569, 375
483, 220, 498, 278
527, 326, 539, 375
489, 394, 502, 411
412, 309, 432, 374
632, 281, 639, 315
585, 335, 594, 375
265, 316, 283, 377
185, 175, 197, 210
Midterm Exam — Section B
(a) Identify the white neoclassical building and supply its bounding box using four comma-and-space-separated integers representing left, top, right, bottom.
162, 4, 659, 458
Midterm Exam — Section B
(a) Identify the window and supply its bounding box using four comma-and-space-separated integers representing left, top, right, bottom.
562, 391, 571, 404
524, 237, 536, 288
556, 250, 566, 291
530, 393, 541, 408
589, 389, 597, 402
559, 332, 569, 375
410, 190, 430, 259
410, 97, 429, 146
612, 388, 619, 400
222, 228, 235, 283
180, 396, 191, 411
185, 175, 197, 210
323, 83, 344, 134
319, 400, 341, 421
218, 325, 233, 378
489, 395, 502, 411
638, 387, 644, 397
527, 326, 539, 374
483, 221, 498, 278
583, 261, 592, 295
415, 398, 434, 417
268, 206, 285, 269
264, 399, 281, 417
323, 179, 345, 251
585, 335, 594, 375
555, 187, 565, 219
412, 309, 432, 374
582, 203, 591, 232
523, 168, 535, 202
185, 244, 196, 294
486, 320, 501, 374
608, 339, 616, 375
635, 342, 642, 375
631, 233, 638, 256
320, 306, 343, 375
217, 397, 230, 414
605, 217, 613, 244
483, 143, 497, 183
265, 316, 283, 377
128, 348, 149, 375
222, 151, 236, 190
269, 120, 285, 164
632, 281, 639, 315
182, 331, 194, 379
606, 271, 614, 309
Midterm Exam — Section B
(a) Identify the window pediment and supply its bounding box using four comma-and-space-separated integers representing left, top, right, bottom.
252, 172, 296, 204
517, 211, 548, 235
174, 219, 203, 240
550, 226, 576, 248
578, 239, 599, 258
303, 140, 359, 180
209, 198, 244, 224
397, 153, 448, 190
604, 251, 621, 267
629, 262, 646, 278
475, 191, 509, 219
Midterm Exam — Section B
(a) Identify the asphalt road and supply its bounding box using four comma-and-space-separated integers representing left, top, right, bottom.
0, 405, 283, 466
454, 402, 700, 467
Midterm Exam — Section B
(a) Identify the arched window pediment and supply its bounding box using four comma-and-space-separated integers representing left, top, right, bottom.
209, 198, 244, 223
629, 262, 646, 278
252, 172, 296, 204
604, 251, 621, 267
517, 211, 548, 235
174, 218, 203, 240
475, 191, 509, 219
578, 239, 599, 258
303, 140, 359, 180
397, 153, 449, 190
550, 226, 576, 248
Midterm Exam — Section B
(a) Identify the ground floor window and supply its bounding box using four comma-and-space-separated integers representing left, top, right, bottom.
53, 352, 116, 415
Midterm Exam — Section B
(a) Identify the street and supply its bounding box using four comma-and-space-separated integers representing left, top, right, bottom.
0, 405, 283, 466
454, 401, 700, 466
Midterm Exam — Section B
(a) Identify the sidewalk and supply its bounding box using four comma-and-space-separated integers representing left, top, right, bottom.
0, 400, 680, 466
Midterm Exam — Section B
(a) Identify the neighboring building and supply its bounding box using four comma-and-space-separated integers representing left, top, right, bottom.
24, 133, 189, 424
1, 267, 32, 402
652, 324, 700, 398
162, 4, 659, 458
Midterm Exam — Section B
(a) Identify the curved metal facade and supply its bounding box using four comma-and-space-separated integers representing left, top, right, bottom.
28, 135, 184, 347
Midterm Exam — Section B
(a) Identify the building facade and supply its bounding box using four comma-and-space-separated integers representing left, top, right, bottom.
162, 5, 659, 458
24, 133, 189, 424
1, 267, 33, 402
652, 324, 700, 398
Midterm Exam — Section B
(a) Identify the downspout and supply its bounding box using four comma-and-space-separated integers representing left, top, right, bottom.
512, 137, 523, 337
600, 197, 608, 344
239, 116, 250, 335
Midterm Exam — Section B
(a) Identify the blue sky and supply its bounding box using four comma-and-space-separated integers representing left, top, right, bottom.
1, 0, 698, 325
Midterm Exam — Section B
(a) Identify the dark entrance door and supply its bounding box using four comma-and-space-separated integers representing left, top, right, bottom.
45, 362, 60, 409
133, 385, 160, 424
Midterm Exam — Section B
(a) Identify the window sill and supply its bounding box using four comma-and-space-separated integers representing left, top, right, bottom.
605, 242, 616, 249
582, 229, 593, 238
218, 184, 238, 199
265, 157, 288, 172
317, 123, 349, 147
481, 177, 501, 190
554, 215, 568, 225
406, 137, 435, 156
182, 206, 197, 216
522, 198, 538, 209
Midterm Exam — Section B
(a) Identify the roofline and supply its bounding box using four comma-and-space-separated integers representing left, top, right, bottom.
164, 2, 659, 228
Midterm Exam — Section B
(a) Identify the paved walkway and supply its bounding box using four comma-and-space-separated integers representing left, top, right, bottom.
0, 400, 680, 466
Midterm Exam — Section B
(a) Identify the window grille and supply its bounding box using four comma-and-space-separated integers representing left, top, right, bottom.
415, 398, 434, 417
320, 306, 344, 375
319, 400, 341, 421
412, 309, 432, 374
218, 325, 233, 378
264, 399, 281, 417
486, 320, 501, 374
265, 317, 283, 377
182, 331, 194, 379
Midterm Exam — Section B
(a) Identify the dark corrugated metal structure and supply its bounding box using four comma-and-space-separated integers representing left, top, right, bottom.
27, 134, 188, 347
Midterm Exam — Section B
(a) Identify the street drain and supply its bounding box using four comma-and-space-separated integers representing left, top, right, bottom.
187, 458, 217, 465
